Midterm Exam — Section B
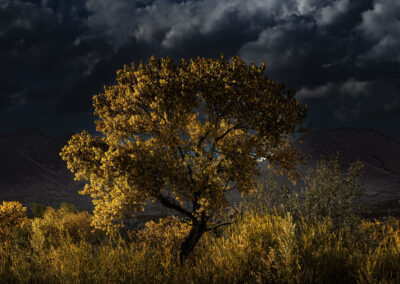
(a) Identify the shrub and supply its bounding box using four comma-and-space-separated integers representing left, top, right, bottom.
59, 202, 78, 213
247, 154, 365, 229
132, 216, 192, 251
302, 153, 364, 227
32, 202, 47, 219
0, 201, 30, 241
30, 205, 103, 250
1, 208, 400, 282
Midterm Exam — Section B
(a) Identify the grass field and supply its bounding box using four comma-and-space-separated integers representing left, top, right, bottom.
1, 156, 399, 283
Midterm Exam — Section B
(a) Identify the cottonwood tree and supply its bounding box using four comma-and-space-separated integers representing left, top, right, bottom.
60, 55, 307, 260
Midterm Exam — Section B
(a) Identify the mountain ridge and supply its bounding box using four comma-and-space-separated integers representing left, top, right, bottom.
0, 128, 399, 216
0, 128, 91, 210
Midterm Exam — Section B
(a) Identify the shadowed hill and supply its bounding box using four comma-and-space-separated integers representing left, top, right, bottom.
0, 129, 92, 210
295, 128, 400, 203
0, 128, 399, 217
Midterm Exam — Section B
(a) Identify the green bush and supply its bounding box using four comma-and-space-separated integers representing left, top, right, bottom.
247, 154, 365, 229
302, 153, 364, 227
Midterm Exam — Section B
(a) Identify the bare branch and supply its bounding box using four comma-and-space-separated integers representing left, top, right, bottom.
178, 146, 195, 187
157, 194, 194, 220
206, 221, 234, 232
215, 126, 235, 143
197, 130, 210, 148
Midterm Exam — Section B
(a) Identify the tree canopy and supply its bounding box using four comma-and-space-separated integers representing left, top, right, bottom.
60, 55, 307, 259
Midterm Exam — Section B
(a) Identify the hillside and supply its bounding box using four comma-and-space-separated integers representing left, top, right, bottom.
0, 128, 399, 216
0, 129, 91, 210
295, 128, 400, 203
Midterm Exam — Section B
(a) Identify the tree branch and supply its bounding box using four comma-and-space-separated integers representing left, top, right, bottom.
157, 194, 194, 220
206, 221, 234, 232
197, 130, 210, 148
210, 125, 239, 163
178, 146, 195, 187
215, 126, 235, 143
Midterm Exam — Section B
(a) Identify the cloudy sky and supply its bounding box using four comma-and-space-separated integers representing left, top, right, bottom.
1, 0, 399, 135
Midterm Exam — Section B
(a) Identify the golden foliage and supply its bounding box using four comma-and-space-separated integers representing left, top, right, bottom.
132, 216, 192, 251
60, 55, 307, 232
30, 205, 102, 250
0, 201, 30, 240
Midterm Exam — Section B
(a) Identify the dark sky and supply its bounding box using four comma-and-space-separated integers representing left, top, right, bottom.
1, 0, 399, 136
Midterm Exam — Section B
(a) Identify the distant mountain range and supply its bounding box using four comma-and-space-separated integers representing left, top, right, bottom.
0, 129, 91, 210
0, 128, 399, 216
295, 128, 400, 203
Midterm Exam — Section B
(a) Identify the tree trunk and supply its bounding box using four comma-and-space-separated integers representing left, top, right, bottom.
179, 217, 207, 261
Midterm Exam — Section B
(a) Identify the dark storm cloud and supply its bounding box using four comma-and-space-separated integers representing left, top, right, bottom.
0, 1, 86, 115
0, 0, 399, 135
357, 0, 400, 63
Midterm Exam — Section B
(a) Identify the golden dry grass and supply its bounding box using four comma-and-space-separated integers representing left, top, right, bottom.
1, 203, 400, 283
